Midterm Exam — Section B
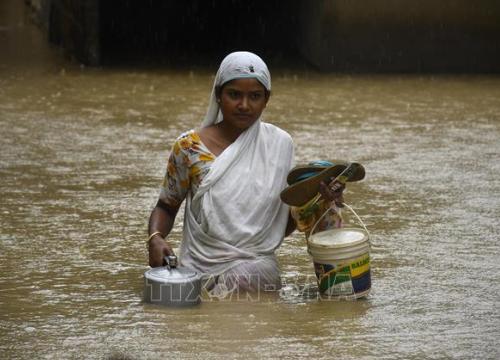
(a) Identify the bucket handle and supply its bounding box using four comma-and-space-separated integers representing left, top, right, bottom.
308, 202, 370, 247
341, 203, 370, 238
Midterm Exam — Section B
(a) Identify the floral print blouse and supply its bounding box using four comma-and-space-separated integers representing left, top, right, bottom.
291, 197, 343, 237
159, 130, 216, 207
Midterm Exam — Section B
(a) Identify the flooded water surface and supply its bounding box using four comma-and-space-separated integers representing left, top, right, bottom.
1, 4, 500, 360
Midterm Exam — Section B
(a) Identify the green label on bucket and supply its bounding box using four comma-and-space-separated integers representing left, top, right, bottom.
327, 279, 354, 297
352, 257, 369, 269
314, 254, 371, 296
318, 264, 352, 295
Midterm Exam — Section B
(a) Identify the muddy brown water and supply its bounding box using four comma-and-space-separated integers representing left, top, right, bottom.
1, 2, 500, 359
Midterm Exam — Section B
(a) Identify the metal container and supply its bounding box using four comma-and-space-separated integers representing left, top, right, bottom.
144, 255, 201, 307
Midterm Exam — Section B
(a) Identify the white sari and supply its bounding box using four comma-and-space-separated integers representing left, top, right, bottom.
178, 52, 294, 291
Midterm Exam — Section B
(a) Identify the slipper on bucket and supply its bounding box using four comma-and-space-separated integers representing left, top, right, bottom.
280, 162, 365, 207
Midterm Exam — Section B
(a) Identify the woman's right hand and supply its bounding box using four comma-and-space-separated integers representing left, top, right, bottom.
148, 235, 175, 267
319, 180, 345, 208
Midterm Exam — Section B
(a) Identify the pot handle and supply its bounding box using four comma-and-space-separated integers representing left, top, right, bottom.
164, 255, 178, 269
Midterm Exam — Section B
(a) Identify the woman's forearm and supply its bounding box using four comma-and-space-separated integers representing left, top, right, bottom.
148, 207, 173, 238
147, 200, 180, 267
148, 200, 179, 238
284, 210, 297, 237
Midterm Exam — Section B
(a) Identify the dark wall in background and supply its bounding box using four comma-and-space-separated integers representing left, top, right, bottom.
298, 0, 500, 72
99, 0, 301, 66
27, 0, 500, 72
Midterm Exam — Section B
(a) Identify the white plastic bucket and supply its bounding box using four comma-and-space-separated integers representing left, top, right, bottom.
308, 205, 371, 299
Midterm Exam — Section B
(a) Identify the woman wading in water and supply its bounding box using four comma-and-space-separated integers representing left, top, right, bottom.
147, 51, 343, 294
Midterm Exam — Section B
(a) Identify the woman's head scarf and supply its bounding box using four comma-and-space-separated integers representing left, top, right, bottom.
201, 51, 271, 128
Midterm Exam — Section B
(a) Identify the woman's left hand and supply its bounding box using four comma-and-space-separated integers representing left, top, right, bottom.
319, 180, 345, 207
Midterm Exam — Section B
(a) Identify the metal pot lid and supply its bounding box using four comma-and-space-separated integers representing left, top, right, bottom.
145, 266, 200, 284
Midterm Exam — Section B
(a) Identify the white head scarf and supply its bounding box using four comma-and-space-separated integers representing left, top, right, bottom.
201, 51, 271, 128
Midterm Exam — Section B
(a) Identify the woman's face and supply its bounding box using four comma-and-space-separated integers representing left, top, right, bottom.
218, 78, 269, 131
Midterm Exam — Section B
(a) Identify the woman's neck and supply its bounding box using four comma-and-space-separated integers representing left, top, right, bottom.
198, 121, 250, 156
215, 121, 246, 143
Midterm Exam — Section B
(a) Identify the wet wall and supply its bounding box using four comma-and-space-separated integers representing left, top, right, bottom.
299, 0, 500, 72
99, 0, 301, 66
27, 0, 500, 72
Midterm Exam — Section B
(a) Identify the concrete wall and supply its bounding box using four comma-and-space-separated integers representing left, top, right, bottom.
26, 0, 100, 65
25, 0, 500, 72
297, 0, 500, 72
